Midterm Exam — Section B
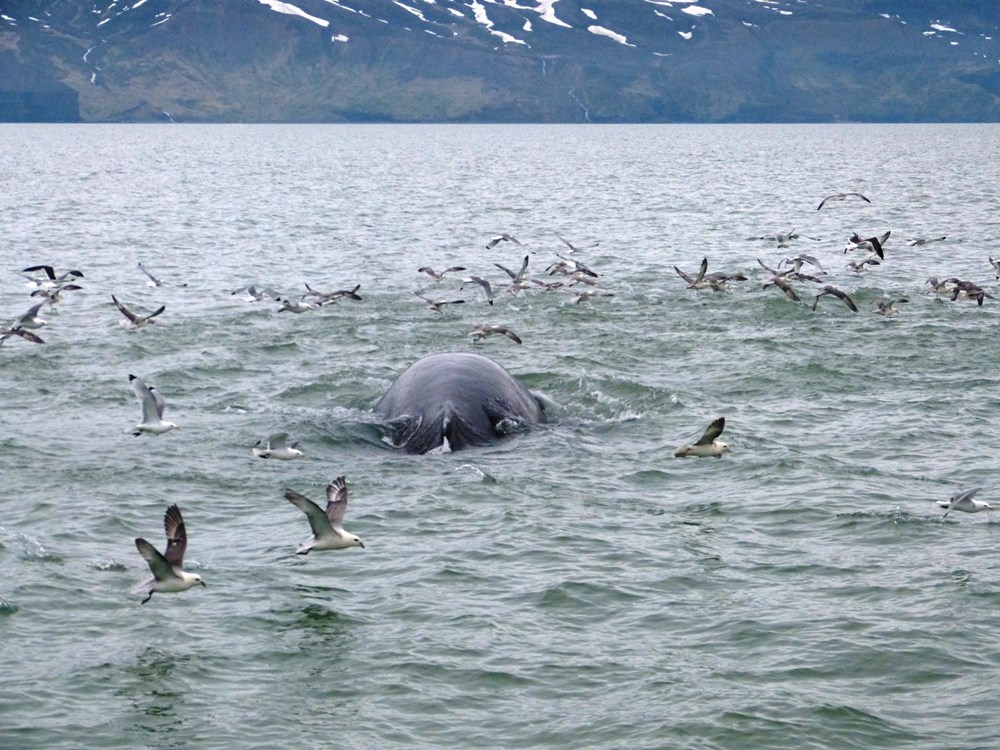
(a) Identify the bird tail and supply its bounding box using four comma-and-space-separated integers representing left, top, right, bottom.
295, 540, 314, 555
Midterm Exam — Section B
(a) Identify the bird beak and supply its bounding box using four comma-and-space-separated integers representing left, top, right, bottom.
359, 542, 366, 549
201, 581, 207, 587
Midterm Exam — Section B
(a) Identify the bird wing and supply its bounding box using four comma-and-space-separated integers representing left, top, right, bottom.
129, 375, 161, 424
135, 538, 180, 582
112, 295, 139, 323
285, 488, 334, 537
14, 329, 45, 344
505, 328, 523, 344
143, 305, 166, 323
773, 277, 800, 302
695, 257, 708, 283
23, 264, 57, 280
148, 386, 167, 418
494, 262, 517, 280
325, 476, 349, 528
163, 504, 187, 568
695, 417, 725, 445
267, 432, 290, 448
674, 266, 695, 285
444, 266, 467, 274
138, 262, 161, 284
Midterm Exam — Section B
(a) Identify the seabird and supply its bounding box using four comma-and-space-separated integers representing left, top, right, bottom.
846, 258, 881, 274
133, 504, 206, 604
812, 285, 858, 312
20, 265, 84, 290
674, 258, 726, 292
572, 289, 614, 305
138, 261, 187, 287
112, 295, 165, 328
554, 233, 598, 254
471, 323, 522, 344
989, 257, 1000, 279
415, 292, 465, 313
418, 266, 467, 282
845, 233, 889, 260
30, 284, 83, 304
10, 302, 47, 331
937, 487, 994, 519
950, 280, 994, 306
546, 254, 598, 279
906, 236, 946, 247
284, 477, 365, 554
252, 432, 303, 460
762, 275, 800, 302
674, 417, 730, 458
779, 254, 825, 274
925, 277, 959, 295
817, 192, 872, 210
486, 233, 522, 250
232, 285, 280, 302
129, 374, 178, 436
495, 255, 533, 292
460, 276, 494, 305
873, 298, 908, 316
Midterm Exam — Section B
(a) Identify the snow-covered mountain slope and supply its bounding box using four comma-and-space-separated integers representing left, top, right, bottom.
1, 0, 998, 122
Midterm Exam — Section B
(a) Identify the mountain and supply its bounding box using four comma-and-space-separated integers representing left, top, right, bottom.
1, 0, 998, 123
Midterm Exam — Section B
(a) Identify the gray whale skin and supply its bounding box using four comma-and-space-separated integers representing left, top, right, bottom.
374, 352, 545, 454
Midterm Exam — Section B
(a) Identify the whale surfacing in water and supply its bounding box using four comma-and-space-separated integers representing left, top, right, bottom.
375, 352, 545, 454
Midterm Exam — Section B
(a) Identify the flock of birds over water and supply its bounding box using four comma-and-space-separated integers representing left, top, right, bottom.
4, 190, 998, 603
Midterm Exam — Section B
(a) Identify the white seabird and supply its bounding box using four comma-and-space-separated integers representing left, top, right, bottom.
415, 292, 465, 313
129, 374, 178, 436
937, 487, 994, 518
817, 192, 871, 210
460, 276, 495, 305
138, 261, 187, 287
284, 476, 365, 554
112, 295, 165, 328
486, 233, 522, 250
20, 265, 84, 290
133, 504, 206, 604
418, 266, 467, 282
674, 417, 730, 458
252, 432, 304, 460
10, 302, 48, 330
471, 323, 523, 344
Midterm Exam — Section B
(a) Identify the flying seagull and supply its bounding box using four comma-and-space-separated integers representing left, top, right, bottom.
252, 432, 304, 460
471, 323, 523, 344
415, 292, 465, 313
10, 302, 47, 331
418, 266, 467, 282
460, 276, 494, 305
674, 417, 730, 458
554, 233, 599, 254
284, 477, 365, 554
129, 374, 178, 436
138, 261, 187, 287
112, 295, 165, 328
817, 192, 871, 210
812, 285, 858, 312
20, 265, 84, 290
873, 298, 908, 316
937, 487, 994, 519
486, 233, 522, 250
133, 504, 206, 604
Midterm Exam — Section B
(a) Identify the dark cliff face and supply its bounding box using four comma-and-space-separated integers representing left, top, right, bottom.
1, 0, 997, 123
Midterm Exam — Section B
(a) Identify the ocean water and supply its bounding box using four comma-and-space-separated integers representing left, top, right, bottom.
2, 123, 1000, 749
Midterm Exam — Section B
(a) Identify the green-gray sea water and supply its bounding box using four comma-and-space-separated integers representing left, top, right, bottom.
2, 123, 1000, 749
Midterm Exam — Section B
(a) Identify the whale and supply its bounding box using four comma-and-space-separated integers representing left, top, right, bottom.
374, 352, 545, 454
